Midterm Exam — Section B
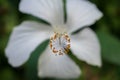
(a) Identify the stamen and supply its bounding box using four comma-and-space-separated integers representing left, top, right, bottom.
49, 32, 71, 55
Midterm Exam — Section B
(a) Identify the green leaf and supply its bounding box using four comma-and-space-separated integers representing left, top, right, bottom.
0, 68, 17, 80
97, 31, 120, 65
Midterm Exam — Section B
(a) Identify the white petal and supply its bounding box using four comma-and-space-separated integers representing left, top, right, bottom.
5, 21, 52, 67
38, 46, 81, 79
19, 0, 64, 25
71, 28, 102, 67
66, 0, 103, 33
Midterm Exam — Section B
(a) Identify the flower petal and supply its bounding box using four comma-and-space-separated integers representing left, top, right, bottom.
38, 46, 81, 79
66, 0, 103, 33
71, 28, 102, 67
5, 21, 52, 67
19, 0, 64, 25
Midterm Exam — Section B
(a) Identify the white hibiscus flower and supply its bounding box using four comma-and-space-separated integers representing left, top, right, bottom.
5, 0, 103, 79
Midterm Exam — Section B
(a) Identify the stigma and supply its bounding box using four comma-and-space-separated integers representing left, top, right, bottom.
49, 32, 70, 55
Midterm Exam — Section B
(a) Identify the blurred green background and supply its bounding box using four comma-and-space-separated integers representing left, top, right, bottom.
0, 0, 120, 80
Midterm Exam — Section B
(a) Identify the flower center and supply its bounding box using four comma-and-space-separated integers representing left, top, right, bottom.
49, 32, 70, 55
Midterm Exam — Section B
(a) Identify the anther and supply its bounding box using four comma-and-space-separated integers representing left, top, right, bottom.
59, 50, 63, 55
53, 47, 58, 53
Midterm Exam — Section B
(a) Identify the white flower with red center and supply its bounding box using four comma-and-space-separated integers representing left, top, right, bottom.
5, 0, 103, 79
